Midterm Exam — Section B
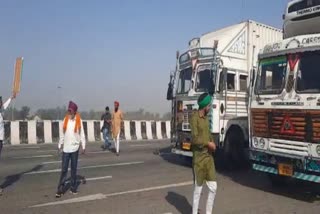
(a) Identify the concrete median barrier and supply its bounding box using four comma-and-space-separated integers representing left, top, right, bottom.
3, 120, 171, 145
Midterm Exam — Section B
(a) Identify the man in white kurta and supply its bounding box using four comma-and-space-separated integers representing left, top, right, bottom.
56, 101, 86, 198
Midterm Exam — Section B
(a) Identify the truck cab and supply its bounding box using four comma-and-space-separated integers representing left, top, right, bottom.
168, 45, 219, 157
167, 20, 282, 168
249, 34, 320, 184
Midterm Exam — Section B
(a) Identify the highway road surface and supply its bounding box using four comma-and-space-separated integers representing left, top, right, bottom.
0, 140, 320, 214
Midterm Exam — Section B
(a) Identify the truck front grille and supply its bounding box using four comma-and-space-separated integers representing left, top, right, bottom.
251, 109, 320, 143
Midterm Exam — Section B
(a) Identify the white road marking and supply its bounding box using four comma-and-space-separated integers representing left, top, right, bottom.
13, 155, 53, 159
64, 176, 112, 184
10, 146, 41, 149
25, 161, 144, 175
30, 181, 193, 208
87, 151, 110, 154
41, 160, 82, 165
129, 144, 153, 147
84, 176, 112, 181
37, 150, 58, 153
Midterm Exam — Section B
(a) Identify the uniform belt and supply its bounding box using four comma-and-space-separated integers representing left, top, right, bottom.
192, 145, 209, 152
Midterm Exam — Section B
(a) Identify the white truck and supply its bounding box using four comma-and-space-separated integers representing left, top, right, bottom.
167, 20, 282, 168
249, 0, 320, 184
283, 0, 320, 39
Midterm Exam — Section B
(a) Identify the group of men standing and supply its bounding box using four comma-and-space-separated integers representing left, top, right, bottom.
0, 96, 123, 197
100, 101, 123, 156
0, 91, 216, 212
54, 94, 217, 211
55, 100, 123, 197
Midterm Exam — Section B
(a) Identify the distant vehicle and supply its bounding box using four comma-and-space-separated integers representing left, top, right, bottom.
283, 0, 320, 38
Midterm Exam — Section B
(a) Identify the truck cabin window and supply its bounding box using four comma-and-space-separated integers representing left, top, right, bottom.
297, 51, 320, 93
256, 56, 287, 95
218, 71, 235, 91
196, 68, 215, 93
240, 75, 248, 92
177, 67, 192, 94
227, 73, 235, 91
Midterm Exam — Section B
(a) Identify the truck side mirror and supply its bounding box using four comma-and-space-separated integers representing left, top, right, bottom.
222, 67, 228, 90
218, 68, 227, 93
166, 74, 174, 100
167, 82, 173, 100
209, 69, 216, 95
222, 67, 227, 79
251, 68, 256, 87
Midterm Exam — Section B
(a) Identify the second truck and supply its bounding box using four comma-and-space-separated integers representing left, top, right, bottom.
249, 0, 320, 185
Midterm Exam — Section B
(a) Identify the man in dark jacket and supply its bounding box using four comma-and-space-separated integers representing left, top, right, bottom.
101, 106, 112, 150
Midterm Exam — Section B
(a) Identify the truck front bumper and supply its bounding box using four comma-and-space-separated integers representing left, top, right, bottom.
250, 149, 320, 183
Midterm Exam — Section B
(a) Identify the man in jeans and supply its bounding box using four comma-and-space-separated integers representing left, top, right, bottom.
101, 106, 111, 150
56, 101, 86, 198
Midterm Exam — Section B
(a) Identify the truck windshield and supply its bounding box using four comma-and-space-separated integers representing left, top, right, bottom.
177, 67, 192, 94
255, 56, 287, 95
297, 51, 320, 93
195, 66, 215, 93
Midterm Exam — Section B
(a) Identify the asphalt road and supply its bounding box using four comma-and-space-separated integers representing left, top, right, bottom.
0, 140, 320, 214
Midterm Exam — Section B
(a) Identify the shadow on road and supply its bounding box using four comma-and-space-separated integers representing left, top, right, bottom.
155, 146, 320, 203
0, 165, 43, 191
219, 168, 320, 203
153, 146, 192, 168
165, 191, 192, 214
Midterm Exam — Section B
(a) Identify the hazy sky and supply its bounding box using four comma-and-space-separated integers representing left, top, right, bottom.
0, 0, 288, 114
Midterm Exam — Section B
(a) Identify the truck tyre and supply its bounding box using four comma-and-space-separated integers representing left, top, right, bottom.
223, 127, 248, 170
268, 174, 288, 187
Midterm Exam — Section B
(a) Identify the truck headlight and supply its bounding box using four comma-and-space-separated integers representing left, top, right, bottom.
259, 138, 266, 149
253, 138, 258, 148
316, 145, 320, 156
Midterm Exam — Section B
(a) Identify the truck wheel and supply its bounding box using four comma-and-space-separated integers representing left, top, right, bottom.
223, 128, 248, 170
268, 174, 288, 187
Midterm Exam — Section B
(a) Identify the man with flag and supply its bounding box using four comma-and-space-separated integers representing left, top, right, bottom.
0, 93, 16, 159
0, 93, 15, 195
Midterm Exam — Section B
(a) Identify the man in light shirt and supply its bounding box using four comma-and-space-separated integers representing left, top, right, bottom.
56, 101, 86, 198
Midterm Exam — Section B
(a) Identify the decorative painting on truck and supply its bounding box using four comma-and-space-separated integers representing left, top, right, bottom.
227, 30, 247, 55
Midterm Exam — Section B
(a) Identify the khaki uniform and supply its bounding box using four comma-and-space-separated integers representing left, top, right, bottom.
190, 111, 216, 185
190, 110, 217, 214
